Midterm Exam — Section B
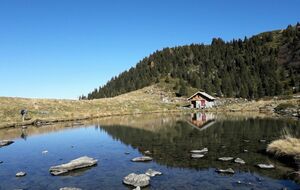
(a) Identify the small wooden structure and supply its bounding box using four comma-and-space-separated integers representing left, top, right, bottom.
187, 91, 216, 109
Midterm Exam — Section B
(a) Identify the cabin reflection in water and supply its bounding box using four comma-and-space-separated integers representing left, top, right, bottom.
188, 113, 216, 131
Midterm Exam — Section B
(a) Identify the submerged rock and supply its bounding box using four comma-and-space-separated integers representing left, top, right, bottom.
49, 156, 97, 176
123, 173, 150, 187
0, 140, 14, 147
234, 158, 246, 164
191, 154, 205, 158
34, 120, 53, 127
215, 168, 235, 174
190, 148, 208, 154
145, 169, 162, 177
16, 172, 26, 177
59, 188, 82, 190
218, 157, 234, 161
131, 156, 153, 162
257, 164, 275, 169
72, 122, 83, 126
133, 186, 141, 190
236, 181, 253, 186
288, 171, 300, 184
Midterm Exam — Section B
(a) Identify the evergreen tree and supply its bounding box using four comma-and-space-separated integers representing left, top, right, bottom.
84, 23, 300, 100
178, 79, 188, 97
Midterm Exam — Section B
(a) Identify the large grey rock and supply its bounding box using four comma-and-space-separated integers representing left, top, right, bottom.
145, 169, 162, 177
131, 156, 152, 162
218, 157, 234, 161
59, 188, 82, 190
190, 148, 208, 154
216, 168, 235, 174
123, 173, 150, 187
234, 158, 246, 164
191, 154, 205, 158
257, 164, 275, 169
49, 156, 97, 176
16, 172, 26, 177
0, 140, 14, 147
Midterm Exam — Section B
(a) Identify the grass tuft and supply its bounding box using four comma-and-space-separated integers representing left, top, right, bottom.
267, 129, 300, 158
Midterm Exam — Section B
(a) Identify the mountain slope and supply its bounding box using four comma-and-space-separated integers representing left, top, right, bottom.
0, 85, 180, 128
84, 23, 300, 100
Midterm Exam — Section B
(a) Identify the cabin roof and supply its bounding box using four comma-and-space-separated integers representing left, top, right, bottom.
187, 91, 216, 101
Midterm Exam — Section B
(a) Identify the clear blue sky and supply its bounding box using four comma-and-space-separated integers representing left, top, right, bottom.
0, 0, 299, 99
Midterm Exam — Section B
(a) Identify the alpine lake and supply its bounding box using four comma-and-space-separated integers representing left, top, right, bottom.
0, 113, 299, 190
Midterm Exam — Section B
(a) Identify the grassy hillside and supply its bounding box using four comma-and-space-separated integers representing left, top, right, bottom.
85, 23, 300, 100
0, 85, 183, 128
1, 80, 299, 128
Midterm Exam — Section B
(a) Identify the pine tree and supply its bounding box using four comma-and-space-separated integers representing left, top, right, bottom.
178, 79, 188, 97
83, 23, 300, 100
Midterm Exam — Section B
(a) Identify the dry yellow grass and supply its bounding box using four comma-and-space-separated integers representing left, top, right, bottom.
216, 98, 299, 112
0, 85, 186, 128
267, 137, 300, 157
0, 82, 298, 128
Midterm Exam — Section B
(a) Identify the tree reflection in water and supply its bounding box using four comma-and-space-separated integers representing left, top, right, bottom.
99, 114, 300, 181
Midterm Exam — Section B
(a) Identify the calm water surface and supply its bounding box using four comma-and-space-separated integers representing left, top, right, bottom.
0, 113, 299, 190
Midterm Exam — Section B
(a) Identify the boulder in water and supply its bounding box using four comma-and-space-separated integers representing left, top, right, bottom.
59, 188, 82, 190
234, 158, 246, 164
131, 156, 152, 162
133, 186, 141, 190
145, 169, 162, 177
216, 168, 235, 174
0, 140, 14, 147
16, 171, 26, 177
49, 156, 97, 176
218, 157, 234, 161
123, 173, 150, 187
190, 148, 208, 154
191, 154, 205, 158
257, 164, 275, 169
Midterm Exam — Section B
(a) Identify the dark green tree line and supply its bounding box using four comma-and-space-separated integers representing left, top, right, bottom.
83, 23, 300, 100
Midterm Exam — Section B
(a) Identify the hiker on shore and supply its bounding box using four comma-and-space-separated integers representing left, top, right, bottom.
20, 109, 27, 122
